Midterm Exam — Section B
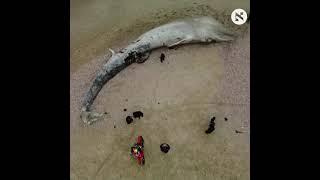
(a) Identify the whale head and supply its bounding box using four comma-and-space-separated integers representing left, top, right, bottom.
193, 16, 235, 42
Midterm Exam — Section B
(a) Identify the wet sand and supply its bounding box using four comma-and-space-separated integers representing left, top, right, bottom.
71, 1, 250, 180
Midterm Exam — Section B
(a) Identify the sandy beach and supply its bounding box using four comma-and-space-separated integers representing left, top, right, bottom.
70, 0, 249, 72
71, 1, 250, 179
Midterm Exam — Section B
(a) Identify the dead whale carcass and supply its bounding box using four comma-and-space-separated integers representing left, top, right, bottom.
81, 16, 235, 125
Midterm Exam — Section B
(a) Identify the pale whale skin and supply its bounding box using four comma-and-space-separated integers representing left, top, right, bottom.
81, 16, 235, 125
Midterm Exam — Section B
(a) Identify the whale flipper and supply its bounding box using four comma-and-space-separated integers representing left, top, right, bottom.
109, 48, 115, 56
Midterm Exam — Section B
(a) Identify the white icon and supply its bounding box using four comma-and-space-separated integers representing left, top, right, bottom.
231, 9, 248, 25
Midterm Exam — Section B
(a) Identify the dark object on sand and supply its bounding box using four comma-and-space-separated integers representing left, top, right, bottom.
224, 117, 228, 121
205, 126, 215, 134
205, 117, 216, 134
131, 136, 145, 165
104, 112, 108, 114
160, 53, 165, 63
133, 111, 143, 119
235, 130, 243, 133
124, 108, 127, 111
160, 143, 170, 153
114, 125, 116, 128
126, 116, 133, 124
210, 117, 215, 123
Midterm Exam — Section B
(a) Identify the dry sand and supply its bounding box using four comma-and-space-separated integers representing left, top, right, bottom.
71, 1, 250, 180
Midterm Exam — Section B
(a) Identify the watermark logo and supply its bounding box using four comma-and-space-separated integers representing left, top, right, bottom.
231, 9, 248, 25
